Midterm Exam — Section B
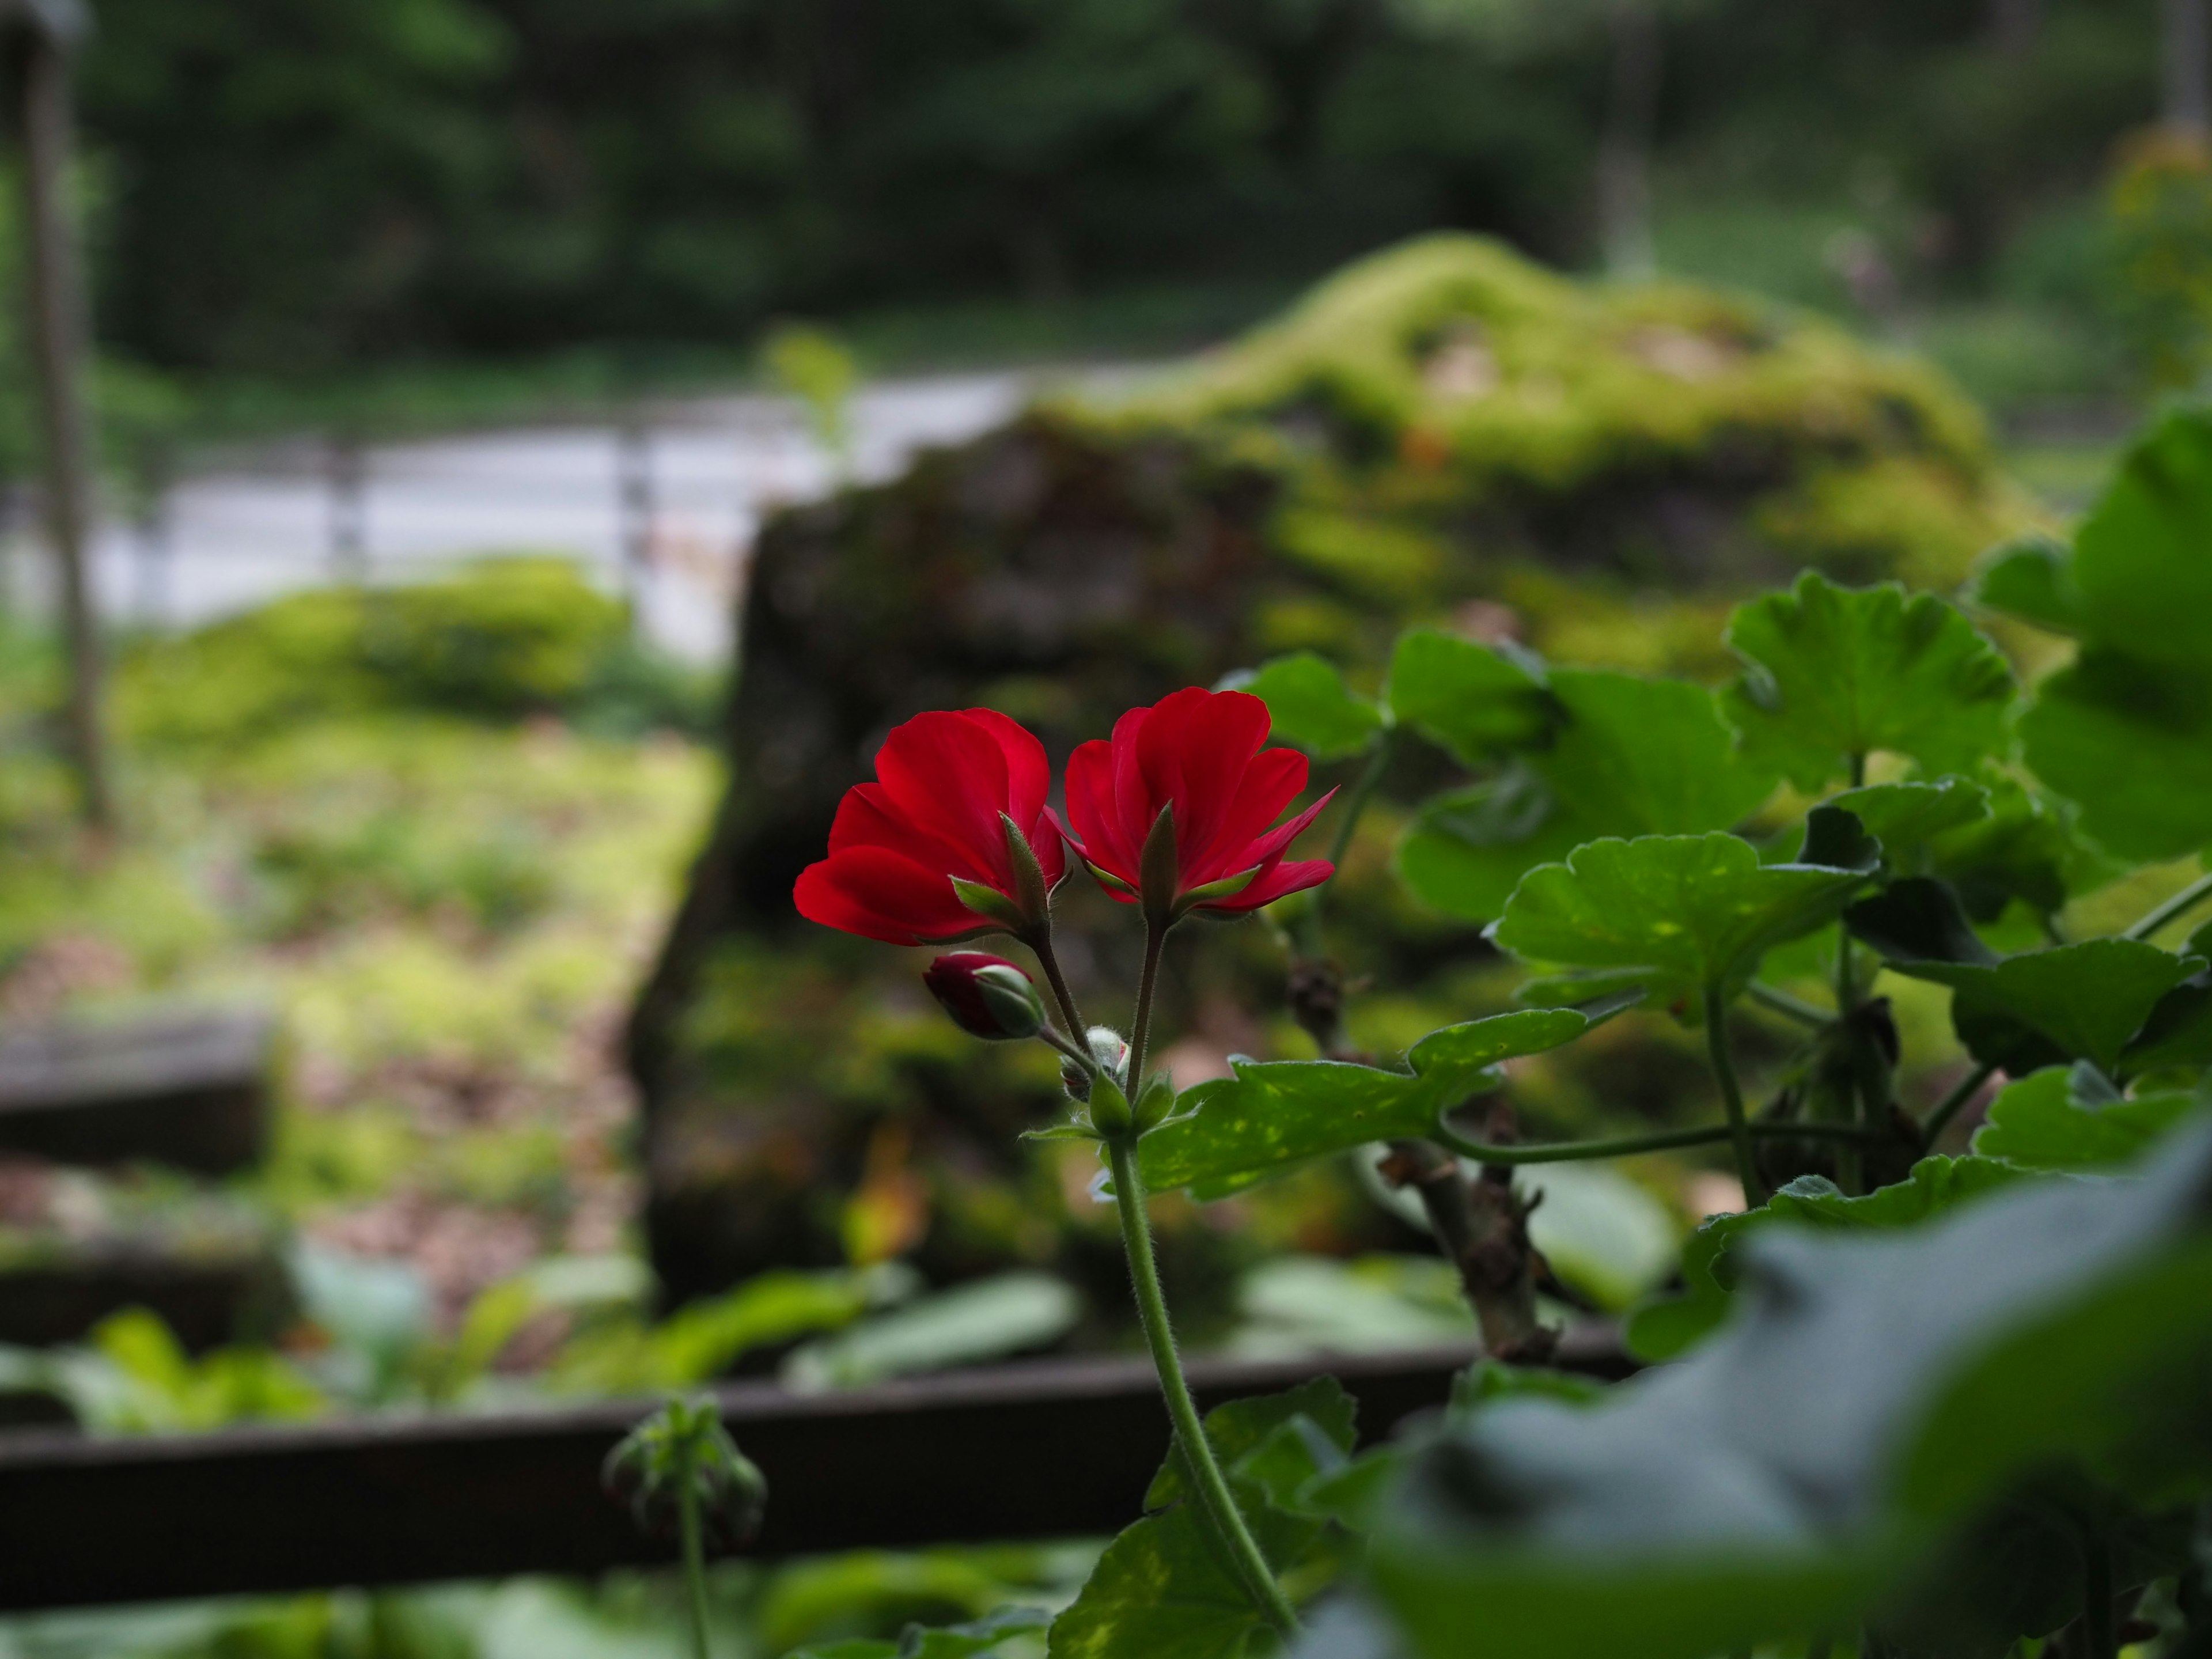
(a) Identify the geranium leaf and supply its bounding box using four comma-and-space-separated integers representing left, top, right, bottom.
1353, 1123, 2212, 1659
1806, 779, 1989, 873
1968, 533, 2082, 635
1922, 776, 2117, 922
2122, 961, 2212, 1078
1852, 933, 2202, 1075
1222, 652, 1384, 763
1487, 827, 1880, 1008
1721, 573, 2017, 791
1147, 1377, 1357, 1510
2016, 649, 2212, 862
1973, 1063, 2208, 1169
1383, 631, 1554, 764
1400, 671, 1777, 923
1137, 1005, 1618, 1199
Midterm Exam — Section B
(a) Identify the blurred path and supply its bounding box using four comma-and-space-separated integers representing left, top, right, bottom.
3, 365, 1153, 662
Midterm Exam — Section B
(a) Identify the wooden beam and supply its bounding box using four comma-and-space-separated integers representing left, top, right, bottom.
0, 1336, 1630, 1612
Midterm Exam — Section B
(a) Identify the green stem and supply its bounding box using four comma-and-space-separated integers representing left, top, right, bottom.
676, 1438, 713, 1659
1106, 1135, 1299, 1637
1745, 980, 1832, 1028
1297, 730, 1396, 955
1921, 1060, 1997, 1143
1127, 921, 1167, 1089
2124, 868, 2212, 942
1430, 1117, 1891, 1166
1028, 930, 1086, 1038
1703, 983, 1767, 1207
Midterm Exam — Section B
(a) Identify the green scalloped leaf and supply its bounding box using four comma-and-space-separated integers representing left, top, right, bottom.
2017, 649, 2212, 862
1807, 779, 1990, 873
1137, 1006, 1615, 1200
1383, 630, 1554, 764
1222, 652, 1384, 763
1399, 671, 1777, 923
1722, 573, 2017, 792
1488, 827, 1879, 1008
1972, 1063, 2208, 1169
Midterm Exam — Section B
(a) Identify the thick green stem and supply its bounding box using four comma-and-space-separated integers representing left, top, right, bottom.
1127, 922, 1168, 1089
1106, 1136, 1300, 1637
676, 1440, 713, 1659
2124, 868, 2212, 942
1297, 731, 1396, 955
1703, 984, 1767, 1207
1921, 1060, 1997, 1143
1430, 1116, 1889, 1166
1028, 930, 1086, 1039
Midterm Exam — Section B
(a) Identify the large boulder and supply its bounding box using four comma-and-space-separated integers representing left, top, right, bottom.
627, 234, 2024, 1306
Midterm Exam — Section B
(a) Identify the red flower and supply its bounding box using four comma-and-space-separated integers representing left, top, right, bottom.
1056, 687, 1335, 922
795, 709, 1066, 944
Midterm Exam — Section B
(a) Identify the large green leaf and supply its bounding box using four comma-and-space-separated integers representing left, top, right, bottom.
1809, 779, 1990, 873
1048, 1382, 1357, 1659
1923, 776, 2116, 922
1721, 573, 2016, 791
1353, 1120, 2212, 1659
1400, 672, 1779, 923
1488, 827, 1879, 1007
1382, 631, 1554, 764
1972, 1063, 2208, 1169
1138, 1006, 1615, 1200
2016, 649, 2212, 862
1980, 408, 2212, 861
1221, 652, 1384, 763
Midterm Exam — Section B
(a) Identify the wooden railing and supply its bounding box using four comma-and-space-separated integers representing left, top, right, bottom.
0, 1332, 1632, 1612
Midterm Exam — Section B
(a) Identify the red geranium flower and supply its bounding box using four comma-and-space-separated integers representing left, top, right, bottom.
1056, 687, 1335, 922
795, 709, 1066, 944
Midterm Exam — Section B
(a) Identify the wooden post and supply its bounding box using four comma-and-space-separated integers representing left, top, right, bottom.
7, 1, 108, 828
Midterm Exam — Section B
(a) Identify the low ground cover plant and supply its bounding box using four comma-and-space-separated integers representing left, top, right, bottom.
770, 404, 2212, 1658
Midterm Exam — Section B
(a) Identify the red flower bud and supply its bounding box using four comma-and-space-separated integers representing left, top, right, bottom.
924, 952, 1046, 1041
795, 709, 1066, 945
1053, 687, 1336, 923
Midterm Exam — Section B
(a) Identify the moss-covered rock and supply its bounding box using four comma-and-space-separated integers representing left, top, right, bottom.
632, 234, 2026, 1306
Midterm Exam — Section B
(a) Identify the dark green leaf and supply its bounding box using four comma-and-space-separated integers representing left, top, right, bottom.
1488, 831, 1878, 1006
1356, 1123, 2212, 1659
1844, 877, 2000, 968
1721, 573, 2016, 791
1878, 939, 2201, 1074
1138, 1006, 1615, 1199
1924, 777, 2114, 922
1399, 671, 1777, 923
1808, 779, 1990, 873
2122, 964, 2212, 1077
1383, 630, 1554, 764
1222, 653, 1384, 763
1972, 1063, 2207, 1169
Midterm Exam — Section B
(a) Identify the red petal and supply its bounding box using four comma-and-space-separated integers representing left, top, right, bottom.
794, 846, 990, 942
1204, 856, 1335, 913
963, 708, 1052, 829
1064, 737, 1138, 884
1131, 688, 1272, 880
827, 784, 989, 882
1107, 703, 1158, 860
1025, 809, 1070, 888
872, 711, 1018, 887
1234, 785, 1336, 873
1184, 746, 1309, 883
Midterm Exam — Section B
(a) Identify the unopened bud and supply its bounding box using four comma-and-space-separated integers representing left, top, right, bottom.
1089, 1072, 1135, 1137
924, 953, 1045, 1041
1064, 1028, 1129, 1102
1133, 1070, 1176, 1133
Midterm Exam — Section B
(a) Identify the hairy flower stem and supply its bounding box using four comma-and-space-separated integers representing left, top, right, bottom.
1127, 922, 1168, 1088
1430, 1117, 1892, 1166
1703, 984, 1768, 1207
1027, 930, 1086, 1038
2125, 868, 2212, 942
1106, 1135, 1300, 1638
675, 1439, 713, 1659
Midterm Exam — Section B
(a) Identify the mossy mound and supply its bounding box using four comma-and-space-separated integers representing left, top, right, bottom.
631, 234, 2027, 1307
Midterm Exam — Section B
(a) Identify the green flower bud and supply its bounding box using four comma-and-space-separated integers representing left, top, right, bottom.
923, 953, 1046, 1041
1133, 1070, 1177, 1133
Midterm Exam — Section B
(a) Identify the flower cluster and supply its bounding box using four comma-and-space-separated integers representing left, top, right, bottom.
795, 686, 1335, 951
